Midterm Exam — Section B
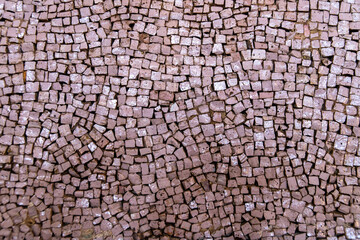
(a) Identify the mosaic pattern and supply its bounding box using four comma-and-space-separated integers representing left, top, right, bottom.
1, 0, 360, 239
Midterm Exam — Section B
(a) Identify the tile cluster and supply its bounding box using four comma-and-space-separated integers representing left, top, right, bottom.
0, 0, 360, 239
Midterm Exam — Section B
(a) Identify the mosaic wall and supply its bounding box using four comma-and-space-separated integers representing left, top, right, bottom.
0, 0, 360, 239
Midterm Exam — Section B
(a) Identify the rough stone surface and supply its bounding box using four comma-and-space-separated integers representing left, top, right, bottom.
0, 0, 360, 239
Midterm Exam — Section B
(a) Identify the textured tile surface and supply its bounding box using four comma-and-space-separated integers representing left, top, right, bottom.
0, 0, 360, 239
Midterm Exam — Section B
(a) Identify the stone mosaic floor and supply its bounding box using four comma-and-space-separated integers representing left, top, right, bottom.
1, 0, 360, 239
